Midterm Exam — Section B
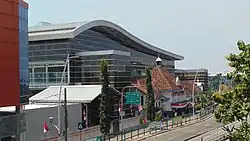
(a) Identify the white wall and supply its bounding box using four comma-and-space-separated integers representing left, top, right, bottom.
156, 91, 188, 111
23, 104, 81, 141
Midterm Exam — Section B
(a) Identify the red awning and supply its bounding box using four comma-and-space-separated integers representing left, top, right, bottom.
171, 102, 193, 108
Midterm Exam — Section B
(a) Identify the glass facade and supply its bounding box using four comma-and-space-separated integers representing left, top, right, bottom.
19, 4, 29, 103
79, 53, 132, 90
29, 28, 176, 91
175, 69, 208, 91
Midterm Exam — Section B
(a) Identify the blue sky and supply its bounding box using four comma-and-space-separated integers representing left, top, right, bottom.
26, 0, 250, 73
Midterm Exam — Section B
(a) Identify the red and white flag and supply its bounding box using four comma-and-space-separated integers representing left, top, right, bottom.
118, 104, 122, 112
43, 121, 49, 133
139, 105, 143, 111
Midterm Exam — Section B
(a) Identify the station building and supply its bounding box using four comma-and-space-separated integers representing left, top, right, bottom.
28, 20, 184, 93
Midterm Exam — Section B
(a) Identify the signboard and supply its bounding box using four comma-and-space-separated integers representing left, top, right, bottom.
86, 136, 101, 141
78, 122, 84, 130
125, 92, 140, 104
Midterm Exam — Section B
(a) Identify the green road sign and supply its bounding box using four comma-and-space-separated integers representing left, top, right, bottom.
86, 136, 101, 141
125, 92, 140, 104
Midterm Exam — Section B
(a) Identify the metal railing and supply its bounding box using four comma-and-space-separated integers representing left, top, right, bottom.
199, 121, 241, 141
90, 107, 214, 141
41, 107, 214, 141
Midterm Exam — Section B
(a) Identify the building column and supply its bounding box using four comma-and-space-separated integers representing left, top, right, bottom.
45, 65, 48, 87
32, 66, 34, 84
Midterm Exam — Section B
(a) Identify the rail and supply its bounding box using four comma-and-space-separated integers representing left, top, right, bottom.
199, 121, 241, 141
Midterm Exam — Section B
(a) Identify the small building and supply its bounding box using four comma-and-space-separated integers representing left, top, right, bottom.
132, 57, 201, 116
0, 103, 81, 141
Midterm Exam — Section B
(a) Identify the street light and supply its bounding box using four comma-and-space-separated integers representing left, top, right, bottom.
57, 55, 79, 140
192, 69, 199, 117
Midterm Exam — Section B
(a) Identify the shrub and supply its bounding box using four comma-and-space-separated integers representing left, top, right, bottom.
195, 104, 201, 111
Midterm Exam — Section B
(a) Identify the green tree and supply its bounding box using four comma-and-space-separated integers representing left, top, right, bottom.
146, 67, 156, 121
213, 41, 250, 140
210, 73, 222, 91
99, 60, 111, 135
198, 90, 214, 108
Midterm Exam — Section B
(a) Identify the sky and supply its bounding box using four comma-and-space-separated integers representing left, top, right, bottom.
26, 0, 250, 73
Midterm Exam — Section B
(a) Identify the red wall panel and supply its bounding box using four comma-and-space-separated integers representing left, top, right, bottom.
0, 0, 20, 107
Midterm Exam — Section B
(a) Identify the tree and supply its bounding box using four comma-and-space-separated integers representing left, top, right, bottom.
213, 40, 250, 140
210, 73, 222, 91
146, 67, 156, 121
99, 60, 111, 135
198, 90, 214, 108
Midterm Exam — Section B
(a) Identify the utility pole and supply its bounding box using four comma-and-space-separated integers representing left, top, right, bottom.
192, 69, 199, 117
16, 106, 20, 141
64, 88, 68, 141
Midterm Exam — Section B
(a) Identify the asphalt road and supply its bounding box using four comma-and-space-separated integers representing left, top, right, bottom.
143, 117, 222, 141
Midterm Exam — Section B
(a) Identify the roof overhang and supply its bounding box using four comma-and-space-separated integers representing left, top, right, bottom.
29, 85, 102, 103
28, 20, 184, 60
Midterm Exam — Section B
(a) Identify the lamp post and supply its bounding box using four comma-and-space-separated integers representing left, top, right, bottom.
57, 55, 78, 140
192, 69, 199, 117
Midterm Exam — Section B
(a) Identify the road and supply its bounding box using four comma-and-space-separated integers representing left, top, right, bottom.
143, 117, 222, 141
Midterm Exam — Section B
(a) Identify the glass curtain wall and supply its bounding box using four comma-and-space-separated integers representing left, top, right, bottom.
19, 4, 29, 103
79, 54, 131, 90
29, 28, 175, 90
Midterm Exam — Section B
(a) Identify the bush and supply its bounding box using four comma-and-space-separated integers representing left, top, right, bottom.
155, 112, 162, 122
139, 118, 143, 124
195, 104, 201, 111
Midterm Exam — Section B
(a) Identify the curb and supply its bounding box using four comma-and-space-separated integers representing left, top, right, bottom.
135, 114, 214, 141
184, 115, 224, 141
183, 130, 210, 141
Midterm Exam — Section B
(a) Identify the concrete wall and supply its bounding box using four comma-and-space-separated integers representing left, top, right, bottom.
23, 104, 81, 141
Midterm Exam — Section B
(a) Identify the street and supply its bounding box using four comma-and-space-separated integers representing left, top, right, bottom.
143, 117, 222, 141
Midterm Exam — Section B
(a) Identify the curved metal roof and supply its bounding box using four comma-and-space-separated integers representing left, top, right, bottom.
29, 20, 184, 60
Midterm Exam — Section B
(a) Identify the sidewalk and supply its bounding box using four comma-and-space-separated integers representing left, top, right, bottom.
108, 113, 213, 141
188, 121, 240, 141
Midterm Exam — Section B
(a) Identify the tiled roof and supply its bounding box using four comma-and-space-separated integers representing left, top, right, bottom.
132, 66, 201, 97
181, 80, 201, 96
133, 66, 183, 96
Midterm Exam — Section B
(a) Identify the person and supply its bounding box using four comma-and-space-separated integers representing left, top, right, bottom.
143, 118, 147, 124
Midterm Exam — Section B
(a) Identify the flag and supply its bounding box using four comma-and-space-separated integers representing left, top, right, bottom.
118, 104, 122, 112
43, 121, 49, 133
138, 105, 143, 111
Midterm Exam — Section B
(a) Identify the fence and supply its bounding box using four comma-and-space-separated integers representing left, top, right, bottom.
95, 107, 214, 141
198, 121, 241, 141
42, 107, 214, 141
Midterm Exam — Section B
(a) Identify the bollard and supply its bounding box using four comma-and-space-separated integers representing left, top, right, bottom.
144, 127, 145, 135
130, 128, 132, 139
166, 120, 168, 130
149, 124, 151, 134
117, 134, 118, 141
201, 137, 203, 141
172, 119, 174, 128
137, 127, 139, 137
